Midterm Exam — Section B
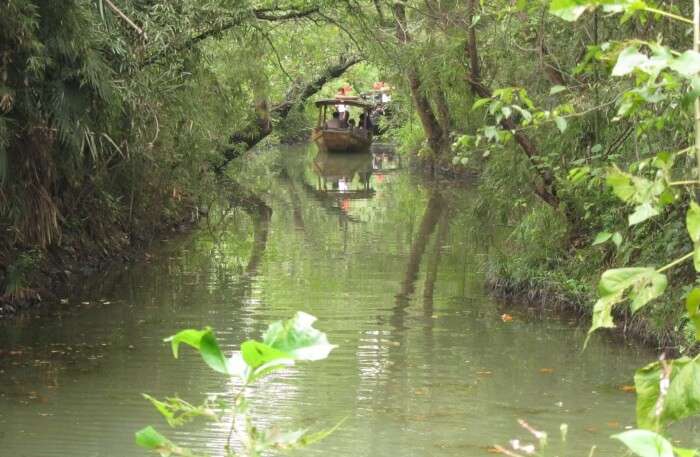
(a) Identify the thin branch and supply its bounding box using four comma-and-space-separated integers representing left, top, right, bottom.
142, 7, 318, 67
104, 0, 147, 40
255, 27, 294, 83
254, 7, 319, 21
314, 11, 365, 54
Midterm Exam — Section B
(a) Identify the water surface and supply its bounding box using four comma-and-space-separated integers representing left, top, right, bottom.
0, 145, 692, 456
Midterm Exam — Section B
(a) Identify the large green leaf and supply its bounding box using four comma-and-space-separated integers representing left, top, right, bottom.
554, 115, 568, 133
549, 0, 588, 21
261, 311, 337, 361
241, 340, 290, 369
686, 202, 700, 243
587, 268, 666, 345
587, 295, 618, 339
635, 360, 664, 430
613, 46, 650, 76
612, 429, 674, 457
664, 359, 700, 424
629, 273, 667, 313
592, 231, 613, 246
598, 267, 661, 299
164, 328, 231, 375
629, 203, 660, 226
607, 169, 636, 202
236, 312, 336, 383
550, 0, 643, 22
635, 358, 700, 430
686, 203, 700, 275
669, 51, 700, 78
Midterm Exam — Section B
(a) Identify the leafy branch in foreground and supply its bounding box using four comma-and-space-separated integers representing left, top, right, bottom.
546, 1, 700, 456
135, 312, 338, 457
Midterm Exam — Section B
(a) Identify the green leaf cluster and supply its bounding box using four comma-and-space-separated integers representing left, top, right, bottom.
137, 312, 338, 457
634, 357, 700, 430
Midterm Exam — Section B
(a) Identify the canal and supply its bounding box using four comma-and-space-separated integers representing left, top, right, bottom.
0, 145, 683, 456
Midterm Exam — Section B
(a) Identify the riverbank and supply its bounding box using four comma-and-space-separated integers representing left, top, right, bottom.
0, 204, 200, 318
408, 150, 698, 353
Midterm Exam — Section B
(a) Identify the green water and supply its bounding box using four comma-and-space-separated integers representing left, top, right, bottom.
0, 145, 695, 456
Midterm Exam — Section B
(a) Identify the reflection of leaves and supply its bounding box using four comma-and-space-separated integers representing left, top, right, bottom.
254, 417, 347, 453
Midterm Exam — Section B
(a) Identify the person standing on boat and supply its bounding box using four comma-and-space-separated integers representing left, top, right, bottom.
336, 85, 352, 122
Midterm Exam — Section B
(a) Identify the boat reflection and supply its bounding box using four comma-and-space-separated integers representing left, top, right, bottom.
312, 149, 374, 198
293, 147, 401, 224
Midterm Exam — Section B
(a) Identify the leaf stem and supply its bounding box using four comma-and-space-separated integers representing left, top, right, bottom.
656, 252, 694, 273
643, 7, 693, 25
668, 180, 700, 186
225, 388, 246, 453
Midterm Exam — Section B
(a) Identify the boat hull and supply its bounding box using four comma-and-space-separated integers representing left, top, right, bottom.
311, 128, 372, 153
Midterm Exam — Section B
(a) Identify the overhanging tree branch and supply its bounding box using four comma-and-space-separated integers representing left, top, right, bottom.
216, 55, 363, 171
143, 7, 319, 67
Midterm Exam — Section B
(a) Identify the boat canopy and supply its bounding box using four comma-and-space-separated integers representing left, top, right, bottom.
315, 97, 373, 110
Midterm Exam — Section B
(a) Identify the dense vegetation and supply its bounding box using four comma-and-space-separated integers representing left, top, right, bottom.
2, 1, 700, 454
0, 0, 363, 308
3, 0, 700, 341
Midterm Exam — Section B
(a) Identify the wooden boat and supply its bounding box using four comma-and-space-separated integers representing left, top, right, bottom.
311, 97, 373, 153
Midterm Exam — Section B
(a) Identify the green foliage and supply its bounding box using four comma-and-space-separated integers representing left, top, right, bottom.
611, 429, 675, 457
137, 312, 338, 457
634, 357, 700, 431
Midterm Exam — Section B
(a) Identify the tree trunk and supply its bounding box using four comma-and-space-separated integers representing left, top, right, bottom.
464, 0, 559, 209
393, 3, 446, 157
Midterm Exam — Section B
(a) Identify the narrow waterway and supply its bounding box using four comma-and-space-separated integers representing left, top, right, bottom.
0, 145, 689, 456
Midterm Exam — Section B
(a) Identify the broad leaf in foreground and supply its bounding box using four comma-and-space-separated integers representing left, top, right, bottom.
612, 429, 674, 457
634, 358, 700, 430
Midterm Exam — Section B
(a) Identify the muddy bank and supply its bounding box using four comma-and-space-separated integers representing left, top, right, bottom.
486, 275, 695, 354
0, 214, 199, 318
